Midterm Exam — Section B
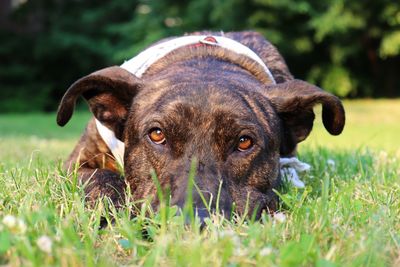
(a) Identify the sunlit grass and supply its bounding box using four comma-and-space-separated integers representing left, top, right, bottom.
304, 99, 400, 153
0, 100, 399, 266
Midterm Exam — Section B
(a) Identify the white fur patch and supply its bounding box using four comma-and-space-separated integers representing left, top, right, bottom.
95, 119, 125, 167
279, 157, 311, 188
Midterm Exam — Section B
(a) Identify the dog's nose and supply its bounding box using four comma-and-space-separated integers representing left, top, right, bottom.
195, 207, 210, 222
195, 207, 209, 230
197, 161, 205, 172
175, 207, 209, 228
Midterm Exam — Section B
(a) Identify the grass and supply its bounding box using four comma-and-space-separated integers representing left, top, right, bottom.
0, 99, 399, 266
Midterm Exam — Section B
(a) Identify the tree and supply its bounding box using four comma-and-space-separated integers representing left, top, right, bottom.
0, 0, 399, 112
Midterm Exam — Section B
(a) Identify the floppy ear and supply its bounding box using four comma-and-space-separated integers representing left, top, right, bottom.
57, 66, 143, 140
264, 79, 345, 155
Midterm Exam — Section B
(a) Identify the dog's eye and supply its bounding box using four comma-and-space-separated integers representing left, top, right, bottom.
148, 128, 166, 145
237, 135, 253, 151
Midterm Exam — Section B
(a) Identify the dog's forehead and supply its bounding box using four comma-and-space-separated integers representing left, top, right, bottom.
134, 81, 260, 124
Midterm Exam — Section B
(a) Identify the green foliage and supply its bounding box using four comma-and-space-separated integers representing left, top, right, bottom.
1, 0, 400, 112
0, 0, 141, 112
320, 66, 354, 97
380, 31, 400, 58
248, 0, 400, 97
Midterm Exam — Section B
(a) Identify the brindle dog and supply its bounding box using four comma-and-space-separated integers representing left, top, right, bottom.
57, 31, 345, 219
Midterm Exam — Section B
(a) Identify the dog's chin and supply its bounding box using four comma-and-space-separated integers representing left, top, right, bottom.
150, 195, 270, 225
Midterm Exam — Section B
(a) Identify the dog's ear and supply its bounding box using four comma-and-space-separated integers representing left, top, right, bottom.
57, 66, 143, 139
264, 79, 345, 155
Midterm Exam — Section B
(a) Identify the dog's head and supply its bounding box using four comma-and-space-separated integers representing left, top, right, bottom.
57, 59, 344, 219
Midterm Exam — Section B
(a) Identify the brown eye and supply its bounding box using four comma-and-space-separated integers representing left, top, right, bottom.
238, 136, 253, 151
149, 128, 166, 145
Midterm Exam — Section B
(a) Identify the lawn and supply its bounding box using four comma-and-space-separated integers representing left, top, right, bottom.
0, 100, 399, 266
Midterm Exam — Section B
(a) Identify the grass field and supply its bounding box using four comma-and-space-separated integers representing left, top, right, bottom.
0, 100, 399, 266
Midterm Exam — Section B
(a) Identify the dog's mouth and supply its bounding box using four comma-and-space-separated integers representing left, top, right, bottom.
148, 184, 271, 225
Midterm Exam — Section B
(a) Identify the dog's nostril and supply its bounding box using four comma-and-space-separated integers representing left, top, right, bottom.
179, 207, 210, 228
198, 161, 205, 172
195, 208, 210, 221
197, 208, 209, 230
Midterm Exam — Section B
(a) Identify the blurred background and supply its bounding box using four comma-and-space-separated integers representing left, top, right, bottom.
0, 0, 399, 112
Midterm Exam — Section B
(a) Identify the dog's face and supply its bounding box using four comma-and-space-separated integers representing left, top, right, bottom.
57, 60, 344, 219
123, 75, 282, 218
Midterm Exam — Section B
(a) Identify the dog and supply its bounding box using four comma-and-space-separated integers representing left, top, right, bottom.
57, 31, 345, 220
